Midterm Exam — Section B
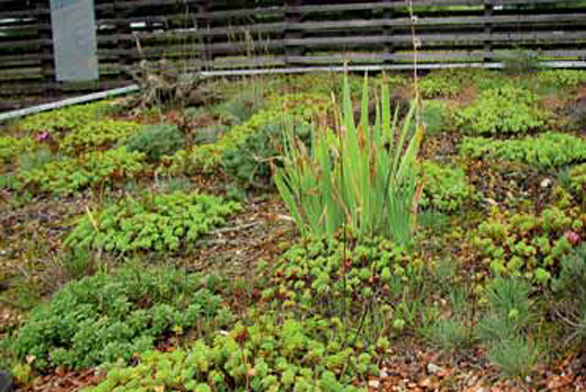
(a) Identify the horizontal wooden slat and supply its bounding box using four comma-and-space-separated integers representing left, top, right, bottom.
99, 30, 586, 55
2, 0, 586, 112
292, 0, 586, 14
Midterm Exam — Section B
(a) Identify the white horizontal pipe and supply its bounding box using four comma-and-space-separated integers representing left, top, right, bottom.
0, 85, 139, 122
199, 60, 586, 77
1, 60, 585, 121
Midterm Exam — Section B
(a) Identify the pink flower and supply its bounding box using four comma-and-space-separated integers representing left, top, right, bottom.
35, 131, 51, 142
565, 231, 580, 246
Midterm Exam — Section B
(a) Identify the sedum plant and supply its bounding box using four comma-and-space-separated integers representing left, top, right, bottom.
11, 265, 231, 371
221, 117, 313, 189
420, 69, 471, 98
419, 69, 502, 98
455, 86, 549, 134
472, 203, 585, 285
13, 147, 147, 196
124, 123, 184, 162
0, 136, 36, 164
418, 160, 475, 213
567, 163, 586, 202
61, 120, 141, 155
19, 101, 115, 135
537, 70, 586, 89
274, 74, 423, 242
64, 191, 241, 255
162, 93, 329, 175
259, 234, 415, 321
84, 314, 371, 392
461, 132, 586, 170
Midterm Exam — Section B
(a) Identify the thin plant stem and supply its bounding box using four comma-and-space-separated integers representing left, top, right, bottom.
408, 0, 421, 116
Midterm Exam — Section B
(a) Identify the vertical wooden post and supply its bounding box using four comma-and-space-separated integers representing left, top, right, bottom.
285, 0, 303, 67
114, 0, 135, 85
484, 0, 494, 63
197, 0, 211, 70
383, 0, 394, 65
39, 0, 59, 100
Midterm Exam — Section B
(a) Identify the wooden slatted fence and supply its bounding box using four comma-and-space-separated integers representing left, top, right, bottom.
1, 0, 586, 111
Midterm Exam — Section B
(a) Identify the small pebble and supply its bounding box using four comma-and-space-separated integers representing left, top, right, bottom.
427, 362, 444, 375
485, 198, 498, 206
467, 375, 478, 387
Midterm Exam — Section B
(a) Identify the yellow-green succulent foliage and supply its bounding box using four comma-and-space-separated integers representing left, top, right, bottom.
11, 265, 232, 371
61, 120, 141, 155
163, 93, 331, 175
455, 86, 550, 134
0, 136, 37, 164
274, 72, 407, 98
13, 147, 147, 196
418, 160, 475, 213
420, 69, 503, 98
461, 132, 586, 170
18, 101, 115, 135
84, 235, 414, 392
260, 234, 414, 317
537, 70, 586, 89
64, 191, 241, 254
420, 69, 469, 98
472, 199, 585, 285
84, 314, 371, 392
568, 163, 586, 200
